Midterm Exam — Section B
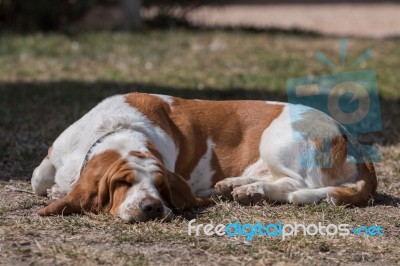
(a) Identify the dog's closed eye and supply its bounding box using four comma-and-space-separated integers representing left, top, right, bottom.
153, 173, 164, 188
115, 179, 132, 186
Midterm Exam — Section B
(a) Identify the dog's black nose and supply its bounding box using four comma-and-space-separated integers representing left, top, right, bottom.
140, 198, 163, 219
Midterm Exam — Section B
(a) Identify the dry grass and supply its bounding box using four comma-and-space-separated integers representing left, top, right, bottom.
1, 177, 399, 265
0, 30, 399, 265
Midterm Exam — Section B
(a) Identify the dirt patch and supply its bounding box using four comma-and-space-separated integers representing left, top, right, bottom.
1, 168, 399, 265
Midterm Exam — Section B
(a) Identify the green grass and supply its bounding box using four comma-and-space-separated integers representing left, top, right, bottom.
0, 30, 399, 265
1, 31, 400, 98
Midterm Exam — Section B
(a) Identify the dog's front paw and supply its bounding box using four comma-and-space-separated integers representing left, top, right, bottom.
214, 180, 234, 200
215, 177, 249, 199
231, 183, 265, 205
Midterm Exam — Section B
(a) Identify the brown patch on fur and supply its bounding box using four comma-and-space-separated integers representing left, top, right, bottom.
330, 162, 377, 206
316, 136, 352, 186
124, 93, 178, 144
45, 145, 53, 159
316, 136, 377, 206
38, 150, 133, 216
143, 142, 214, 210
168, 99, 284, 186
97, 153, 135, 215
129, 150, 153, 160
144, 141, 165, 162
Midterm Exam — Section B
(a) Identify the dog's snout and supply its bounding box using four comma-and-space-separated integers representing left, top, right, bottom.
140, 198, 163, 219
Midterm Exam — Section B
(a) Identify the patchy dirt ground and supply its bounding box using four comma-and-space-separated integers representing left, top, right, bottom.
0, 174, 399, 265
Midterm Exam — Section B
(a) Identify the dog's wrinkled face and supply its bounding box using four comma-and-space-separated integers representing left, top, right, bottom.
110, 151, 172, 222
37, 150, 202, 222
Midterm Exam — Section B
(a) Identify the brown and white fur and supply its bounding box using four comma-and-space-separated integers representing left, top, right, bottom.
32, 93, 377, 222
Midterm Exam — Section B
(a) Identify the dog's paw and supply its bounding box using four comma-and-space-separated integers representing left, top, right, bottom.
215, 177, 248, 199
231, 183, 265, 205
215, 181, 233, 200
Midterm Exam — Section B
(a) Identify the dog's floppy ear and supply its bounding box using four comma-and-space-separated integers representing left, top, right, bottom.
37, 184, 99, 216
160, 171, 197, 210
160, 171, 213, 210
37, 151, 124, 216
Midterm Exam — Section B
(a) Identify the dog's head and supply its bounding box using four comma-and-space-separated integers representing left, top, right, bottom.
37, 148, 209, 222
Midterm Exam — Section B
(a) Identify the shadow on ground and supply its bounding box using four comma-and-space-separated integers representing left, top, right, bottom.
373, 192, 400, 207
0, 81, 399, 181
142, 14, 322, 36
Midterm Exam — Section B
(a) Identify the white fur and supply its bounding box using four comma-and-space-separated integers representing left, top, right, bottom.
265, 101, 286, 106
288, 187, 333, 204
188, 138, 215, 195
119, 155, 171, 222
241, 159, 269, 177
260, 105, 317, 186
32, 94, 178, 196
261, 105, 358, 189
31, 159, 56, 196
150, 94, 174, 106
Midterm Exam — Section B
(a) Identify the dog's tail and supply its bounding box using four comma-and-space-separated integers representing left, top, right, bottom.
328, 162, 377, 206
289, 162, 377, 206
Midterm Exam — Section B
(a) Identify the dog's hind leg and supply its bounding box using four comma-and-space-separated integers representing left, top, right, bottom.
231, 177, 308, 205
214, 157, 274, 199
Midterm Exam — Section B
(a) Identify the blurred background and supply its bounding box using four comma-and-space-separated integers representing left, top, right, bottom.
0, 0, 399, 181
2, 0, 400, 36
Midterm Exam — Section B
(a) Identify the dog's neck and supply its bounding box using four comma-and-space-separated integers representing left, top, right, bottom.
81, 130, 152, 171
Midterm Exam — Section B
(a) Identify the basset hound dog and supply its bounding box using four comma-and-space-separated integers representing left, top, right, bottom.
32, 93, 377, 222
